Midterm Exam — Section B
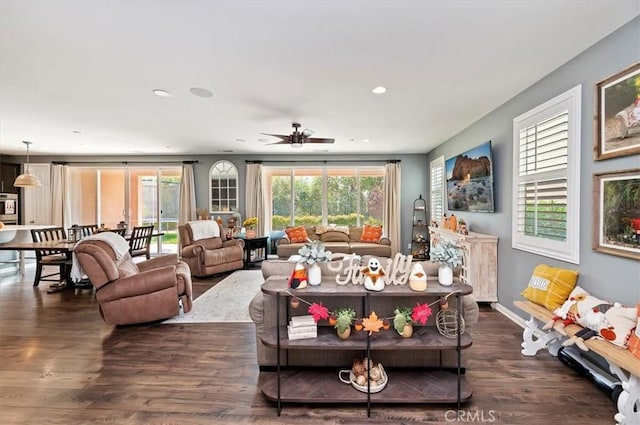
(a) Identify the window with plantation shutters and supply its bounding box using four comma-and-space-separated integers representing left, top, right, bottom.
430, 156, 444, 223
512, 85, 581, 264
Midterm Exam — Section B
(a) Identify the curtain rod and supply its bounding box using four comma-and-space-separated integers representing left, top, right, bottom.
52, 160, 198, 165
246, 159, 400, 164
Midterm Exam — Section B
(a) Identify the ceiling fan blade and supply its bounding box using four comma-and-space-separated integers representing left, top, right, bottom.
266, 140, 294, 145
261, 133, 289, 141
302, 128, 315, 137
305, 137, 335, 144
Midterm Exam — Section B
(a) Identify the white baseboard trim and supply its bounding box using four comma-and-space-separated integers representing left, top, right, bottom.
494, 302, 527, 329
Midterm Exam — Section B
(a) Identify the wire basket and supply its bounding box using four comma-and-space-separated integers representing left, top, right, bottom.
437, 309, 466, 338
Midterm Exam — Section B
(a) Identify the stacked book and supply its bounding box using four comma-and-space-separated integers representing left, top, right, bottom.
287, 315, 318, 340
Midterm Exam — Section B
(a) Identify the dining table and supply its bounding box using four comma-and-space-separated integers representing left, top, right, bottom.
0, 228, 164, 293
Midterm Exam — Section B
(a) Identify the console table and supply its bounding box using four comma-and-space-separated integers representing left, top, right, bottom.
259, 278, 473, 416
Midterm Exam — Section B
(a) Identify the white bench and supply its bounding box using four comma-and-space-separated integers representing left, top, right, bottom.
514, 300, 640, 425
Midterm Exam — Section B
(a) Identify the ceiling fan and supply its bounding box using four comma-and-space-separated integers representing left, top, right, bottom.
262, 122, 335, 147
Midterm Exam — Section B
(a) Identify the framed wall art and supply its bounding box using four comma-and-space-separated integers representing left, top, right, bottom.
592, 168, 640, 260
594, 62, 640, 160
445, 140, 495, 213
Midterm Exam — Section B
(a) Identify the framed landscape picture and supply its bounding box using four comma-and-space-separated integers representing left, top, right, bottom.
445, 140, 495, 213
594, 62, 640, 160
592, 168, 640, 260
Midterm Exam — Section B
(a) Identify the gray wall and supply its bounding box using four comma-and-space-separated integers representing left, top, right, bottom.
427, 17, 640, 315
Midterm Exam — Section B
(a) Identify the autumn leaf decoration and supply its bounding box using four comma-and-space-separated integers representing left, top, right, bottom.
308, 302, 330, 322
362, 311, 384, 335
411, 302, 433, 325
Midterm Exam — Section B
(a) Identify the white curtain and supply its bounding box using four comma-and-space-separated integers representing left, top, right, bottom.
383, 162, 401, 255
245, 163, 265, 235
51, 164, 71, 229
179, 163, 196, 226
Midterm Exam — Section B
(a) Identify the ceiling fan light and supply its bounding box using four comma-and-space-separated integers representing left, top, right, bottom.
291, 143, 304, 148
14, 172, 42, 187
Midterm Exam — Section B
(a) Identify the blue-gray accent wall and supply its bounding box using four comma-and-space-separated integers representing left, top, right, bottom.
427, 17, 640, 313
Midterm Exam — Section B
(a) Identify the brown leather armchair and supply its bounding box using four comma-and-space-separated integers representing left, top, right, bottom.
178, 222, 244, 277
74, 239, 193, 325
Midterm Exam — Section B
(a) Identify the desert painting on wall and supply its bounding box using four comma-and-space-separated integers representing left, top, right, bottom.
445, 140, 495, 213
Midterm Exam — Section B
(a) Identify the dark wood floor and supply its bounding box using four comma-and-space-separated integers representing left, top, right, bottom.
0, 265, 617, 425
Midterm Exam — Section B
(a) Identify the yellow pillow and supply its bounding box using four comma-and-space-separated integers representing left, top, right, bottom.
521, 264, 579, 310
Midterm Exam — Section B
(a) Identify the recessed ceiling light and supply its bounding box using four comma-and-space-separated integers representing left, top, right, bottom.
372, 86, 387, 94
236, 138, 246, 143
72, 130, 82, 134
153, 89, 172, 98
258, 138, 269, 143
362, 139, 371, 143
190, 87, 213, 98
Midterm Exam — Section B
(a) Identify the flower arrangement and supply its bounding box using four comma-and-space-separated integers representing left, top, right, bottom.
430, 240, 463, 268
243, 217, 258, 229
298, 240, 332, 265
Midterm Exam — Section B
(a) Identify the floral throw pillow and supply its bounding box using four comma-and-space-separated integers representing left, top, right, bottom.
285, 226, 309, 244
360, 224, 383, 243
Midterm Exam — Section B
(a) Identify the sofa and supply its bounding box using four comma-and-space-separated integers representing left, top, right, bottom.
178, 221, 244, 277
275, 225, 392, 258
249, 257, 479, 369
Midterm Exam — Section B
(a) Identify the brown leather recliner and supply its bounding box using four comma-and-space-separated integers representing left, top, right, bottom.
178, 222, 244, 277
74, 240, 193, 325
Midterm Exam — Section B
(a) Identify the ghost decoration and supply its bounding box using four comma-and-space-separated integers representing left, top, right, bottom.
361, 257, 386, 292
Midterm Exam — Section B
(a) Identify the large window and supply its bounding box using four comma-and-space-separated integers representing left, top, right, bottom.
209, 160, 238, 213
266, 166, 385, 230
512, 85, 581, 264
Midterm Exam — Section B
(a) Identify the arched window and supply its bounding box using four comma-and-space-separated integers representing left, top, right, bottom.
209, 160, 238, 213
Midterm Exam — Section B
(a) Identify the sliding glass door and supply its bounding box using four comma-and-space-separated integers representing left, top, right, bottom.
68, 166, 181, 254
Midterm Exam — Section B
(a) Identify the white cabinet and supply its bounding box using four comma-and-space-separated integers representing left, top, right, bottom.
429, 226, 498, 303
22, 163, 51, 225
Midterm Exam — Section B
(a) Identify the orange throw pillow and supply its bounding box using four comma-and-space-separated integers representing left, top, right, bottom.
360, 224, 383, 243
285, 226, 309, 244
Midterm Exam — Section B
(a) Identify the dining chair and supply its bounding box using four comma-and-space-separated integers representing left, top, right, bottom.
128, 225, 155, 259
73, 224, 99, 239
110, 228, 127, 237
30, 227, 72, 287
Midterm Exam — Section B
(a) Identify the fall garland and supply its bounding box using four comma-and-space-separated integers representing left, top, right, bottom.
284, 289, 462, 335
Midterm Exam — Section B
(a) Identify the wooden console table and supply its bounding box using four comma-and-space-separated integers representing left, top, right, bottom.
259, 278, 473, 416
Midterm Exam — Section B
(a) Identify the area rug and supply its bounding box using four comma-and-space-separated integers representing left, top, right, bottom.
163, 269, 263, 324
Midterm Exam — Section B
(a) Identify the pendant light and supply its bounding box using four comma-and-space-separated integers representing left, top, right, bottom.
14, 141, 42, 187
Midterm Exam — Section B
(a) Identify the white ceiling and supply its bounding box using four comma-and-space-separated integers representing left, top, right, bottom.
1, 1, 638, 157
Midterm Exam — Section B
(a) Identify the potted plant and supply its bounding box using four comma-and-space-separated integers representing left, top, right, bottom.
393, 306, 414, 338
243, 217, 258, 238
430, 240, 462, 286
333, 307, 356, 339
297, 240, 333, 286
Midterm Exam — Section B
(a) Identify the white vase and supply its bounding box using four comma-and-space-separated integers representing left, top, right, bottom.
308, 263, 322, 286
438, 264, 453, 286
